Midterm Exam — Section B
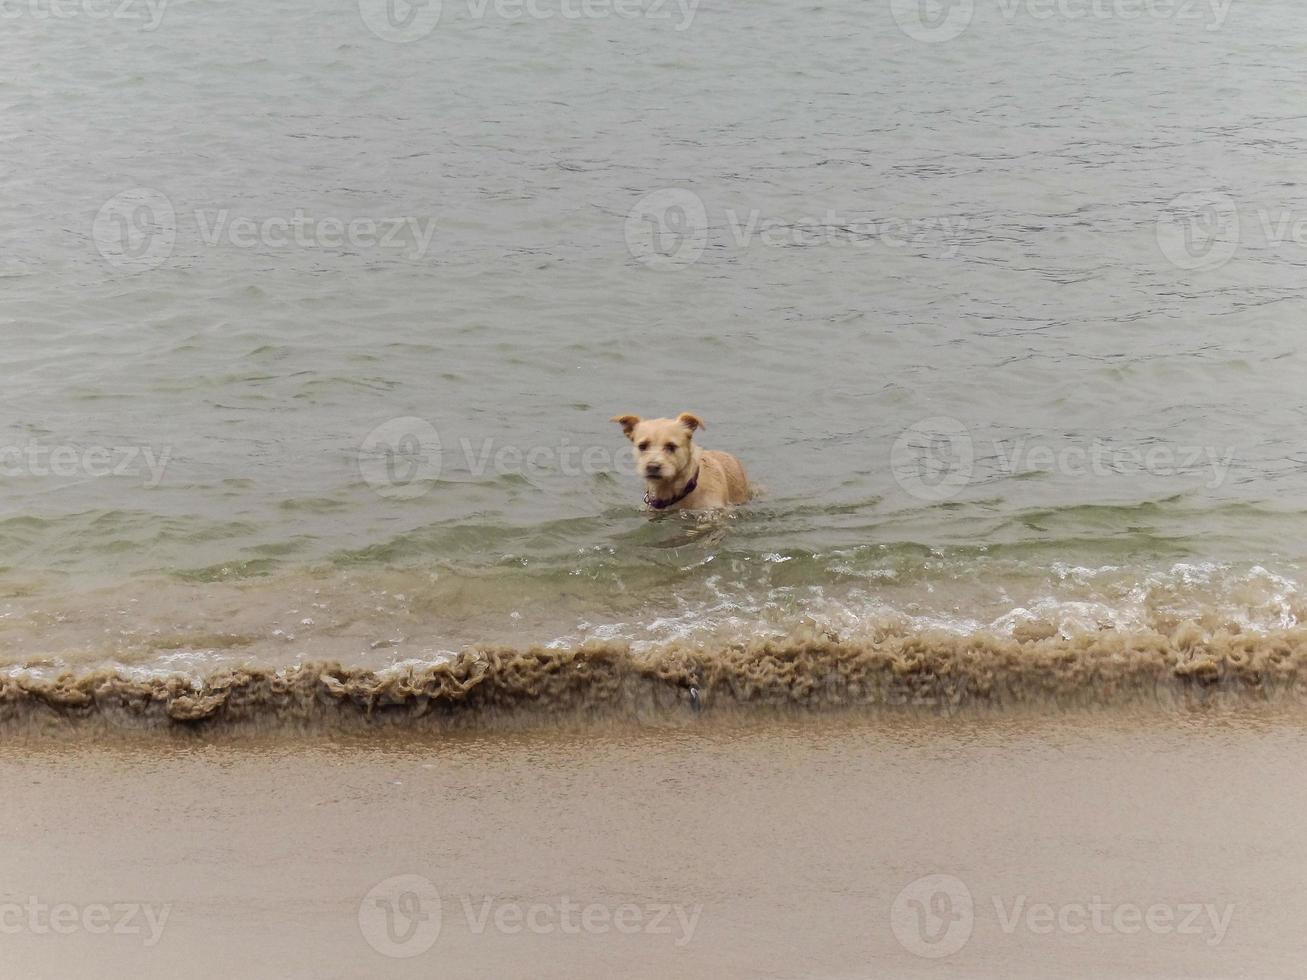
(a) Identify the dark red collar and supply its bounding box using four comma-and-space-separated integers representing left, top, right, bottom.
645, 468, 699, 510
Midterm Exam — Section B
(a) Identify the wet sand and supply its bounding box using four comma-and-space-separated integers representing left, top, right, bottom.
3, 710, 1306, 979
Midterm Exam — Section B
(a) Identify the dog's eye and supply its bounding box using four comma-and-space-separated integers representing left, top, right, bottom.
664, 443, 677, 453
637, 441, 650, 451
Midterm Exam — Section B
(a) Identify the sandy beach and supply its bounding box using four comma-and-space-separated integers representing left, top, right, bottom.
3, 709, 1305, 979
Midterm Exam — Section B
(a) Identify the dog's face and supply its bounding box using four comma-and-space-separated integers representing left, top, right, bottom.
612, 413, 704, 481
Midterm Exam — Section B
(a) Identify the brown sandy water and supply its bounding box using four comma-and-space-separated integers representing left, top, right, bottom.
3, 710, 1305, 979
4, 624, 1307, 735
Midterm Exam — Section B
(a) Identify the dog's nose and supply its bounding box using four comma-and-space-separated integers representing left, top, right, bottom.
644, 463, 663, 476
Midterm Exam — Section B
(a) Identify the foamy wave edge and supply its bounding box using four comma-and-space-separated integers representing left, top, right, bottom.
3, 622, 1307, 735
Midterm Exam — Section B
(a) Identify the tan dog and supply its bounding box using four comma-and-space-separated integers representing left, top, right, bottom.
611, 412, 749, 511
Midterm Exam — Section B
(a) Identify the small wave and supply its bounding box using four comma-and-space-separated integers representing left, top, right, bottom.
3, 623, 1305, 736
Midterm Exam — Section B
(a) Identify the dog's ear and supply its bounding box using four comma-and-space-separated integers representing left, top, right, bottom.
677, 412, 706, 434
611, 414, 641, 440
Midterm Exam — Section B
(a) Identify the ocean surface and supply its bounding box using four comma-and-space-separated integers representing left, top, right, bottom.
3, 0, 1307, 726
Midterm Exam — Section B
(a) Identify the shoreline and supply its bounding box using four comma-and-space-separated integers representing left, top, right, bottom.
3, 626, 1307, 735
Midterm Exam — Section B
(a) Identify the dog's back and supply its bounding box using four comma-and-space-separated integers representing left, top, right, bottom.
701, 450, 750, 504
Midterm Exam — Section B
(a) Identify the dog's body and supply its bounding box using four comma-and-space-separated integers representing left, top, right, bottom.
612, 413, 750, 511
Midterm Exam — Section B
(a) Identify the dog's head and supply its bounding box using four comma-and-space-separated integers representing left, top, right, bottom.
611, 412, 705, 481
